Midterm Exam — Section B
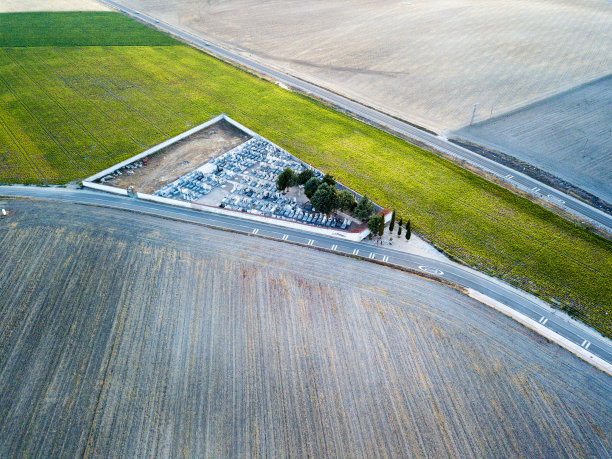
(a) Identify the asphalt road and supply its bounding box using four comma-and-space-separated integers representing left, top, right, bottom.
98, 0, 612, 234
1, 185, 610, 371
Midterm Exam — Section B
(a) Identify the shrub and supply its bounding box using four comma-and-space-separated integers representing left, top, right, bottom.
276, 168, 296, 191
368, 214, 384, 238
322, 173, 336, 186
304, 177, 321, 198
310, 183, 338, 214
337, 189, 356, 212
354, 195, 374, 221
296, 168, 315, 185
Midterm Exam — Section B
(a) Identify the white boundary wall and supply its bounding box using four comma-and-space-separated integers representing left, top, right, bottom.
83, 114, 388, 241
84, 181, 128, 196
84, 114, 226, 183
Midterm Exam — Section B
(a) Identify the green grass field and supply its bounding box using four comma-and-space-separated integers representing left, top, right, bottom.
0, 12, 610, 337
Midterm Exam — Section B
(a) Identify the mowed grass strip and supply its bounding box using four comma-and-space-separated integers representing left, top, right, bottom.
0, 12, 610, 336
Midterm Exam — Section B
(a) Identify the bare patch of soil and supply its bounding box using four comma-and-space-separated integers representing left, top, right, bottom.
0, 0, 110, 12
105, 120, 250, 194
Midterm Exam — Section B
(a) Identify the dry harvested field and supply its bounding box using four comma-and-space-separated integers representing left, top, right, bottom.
454, 75, 612, 203
0, 0, 109, 13
105, 119, 249, 193
119, 0, 612, 201
0, 198, 610, 457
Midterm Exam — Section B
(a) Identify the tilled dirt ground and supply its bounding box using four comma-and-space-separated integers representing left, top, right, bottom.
0, 0, 110, 12
105, 120, 249, 193
0, 198, 610, 457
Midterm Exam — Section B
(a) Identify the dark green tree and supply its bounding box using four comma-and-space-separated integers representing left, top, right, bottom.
304, 177, 321, 199
354, 195, 374, 221
389, 210, 396, 232
368, 214, 384, 238
337, 190, 356, 212
296, 168, 315, 185
310, 183, 338, 214
397, 217, 403, 234
322, 173, 336, 186
405, 219, 411, 240
276, 168, 296, 191
378, 216, 385, 237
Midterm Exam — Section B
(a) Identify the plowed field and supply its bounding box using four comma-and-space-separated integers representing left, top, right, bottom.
0, 199, 610, 457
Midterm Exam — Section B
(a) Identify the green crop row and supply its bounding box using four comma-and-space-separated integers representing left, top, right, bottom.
0, 12, 175, 47
0, 12, 609, 337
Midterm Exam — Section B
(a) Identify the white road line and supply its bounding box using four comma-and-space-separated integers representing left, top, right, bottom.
352, 248, 359, 255
252, 228, 259, 234
505, 174, 514, 179
382, 255, 389, 262
282, 234, 289, 240
418, 265, 444, 276
581, 340, 591, 349
368, 252, 375, 259
542, 318, 548, 325
585, 341, 591, 350
532, 187, 540, 192
548, 194, 566, 204
331, 244, 338, 251
307, 239, 314, 246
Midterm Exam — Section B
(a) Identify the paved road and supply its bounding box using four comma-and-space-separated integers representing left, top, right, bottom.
1, 185, 610, 371
98, 0, 612, 234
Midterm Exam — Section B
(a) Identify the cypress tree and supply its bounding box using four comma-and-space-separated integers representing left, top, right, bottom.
405, 219, 411, 240
397, 217, 403, 235
389, 210, 396, 232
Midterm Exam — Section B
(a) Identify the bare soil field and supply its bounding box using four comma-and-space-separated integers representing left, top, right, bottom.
118, 0, 612, 201
454, 75, 612, 204
105, 120, 249, 193
0, 0, 109, 12
0, 198, 610, 457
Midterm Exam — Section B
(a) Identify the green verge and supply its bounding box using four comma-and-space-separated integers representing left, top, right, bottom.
0, 12, 610, 337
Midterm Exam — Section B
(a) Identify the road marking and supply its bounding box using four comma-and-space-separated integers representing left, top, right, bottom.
307, 239, 314, 246
532, 187, 540, 192
505, 174, 514, 179
538, 316, 548, 325
547, 194, 565, 204
581, 340, 591, 349
352, 248, 359, 255
368, 252, 375, 259
331, 244, 338, 251
382, 255, 389, 262
252, 228, 259, 234
418, 265, 444, 276
282, 234, 289, 240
